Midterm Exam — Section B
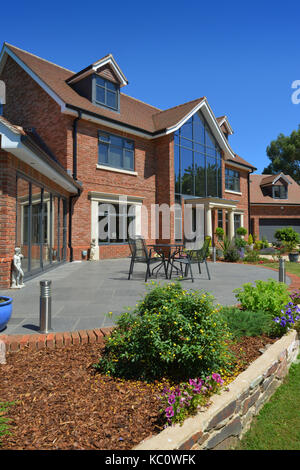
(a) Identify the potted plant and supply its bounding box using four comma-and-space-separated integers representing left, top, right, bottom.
274, 227, 300, 263
215, 227, 225, 259
0, 296, 13, 331
235, 227, 247, 258
234, 236, 247, 258
247, 234, 254, 251
285, 241, 299, 263
236, 226, 247, 238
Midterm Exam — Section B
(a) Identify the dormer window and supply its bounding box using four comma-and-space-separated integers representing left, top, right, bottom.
273, 185, 287, 199
66, 53, 128, 114
95, 76, 119, 111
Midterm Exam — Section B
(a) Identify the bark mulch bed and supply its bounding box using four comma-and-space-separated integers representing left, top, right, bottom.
0, 334, 277, 450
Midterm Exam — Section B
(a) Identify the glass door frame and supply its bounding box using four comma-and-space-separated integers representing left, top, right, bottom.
16, 172, 68, 280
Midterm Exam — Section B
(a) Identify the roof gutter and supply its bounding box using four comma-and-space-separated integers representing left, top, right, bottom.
65, 103, 157, 140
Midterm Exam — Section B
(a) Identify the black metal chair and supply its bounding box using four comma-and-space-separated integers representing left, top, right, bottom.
169, 236, 211, 282
128, 236, 168, 282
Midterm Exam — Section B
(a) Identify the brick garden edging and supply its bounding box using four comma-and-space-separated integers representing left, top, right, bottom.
0, 327, 114, 352
134, 330, 300, 451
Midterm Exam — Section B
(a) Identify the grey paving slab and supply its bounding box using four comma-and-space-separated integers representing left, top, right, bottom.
0, 258, 289, 336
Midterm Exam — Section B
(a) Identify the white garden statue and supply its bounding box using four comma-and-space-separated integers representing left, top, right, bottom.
89, 238, 97, 261
11, 247, 25, 288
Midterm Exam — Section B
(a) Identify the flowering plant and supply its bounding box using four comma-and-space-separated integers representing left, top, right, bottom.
160, 373, 224, 426
273, 302, 300, 334
290, 289, 300, 306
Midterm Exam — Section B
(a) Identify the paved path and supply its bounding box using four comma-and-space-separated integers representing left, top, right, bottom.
0, 259, 288, 336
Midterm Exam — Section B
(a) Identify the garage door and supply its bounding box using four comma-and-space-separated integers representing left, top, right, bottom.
259, 218, 300, 242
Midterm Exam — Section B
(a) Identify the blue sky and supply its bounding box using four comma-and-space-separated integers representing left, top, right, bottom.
1, 0, 300, 173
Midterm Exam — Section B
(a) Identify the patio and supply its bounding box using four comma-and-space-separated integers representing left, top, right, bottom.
0, 258, 289, 336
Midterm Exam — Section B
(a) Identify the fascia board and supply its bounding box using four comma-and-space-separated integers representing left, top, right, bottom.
0, 121, 78, 194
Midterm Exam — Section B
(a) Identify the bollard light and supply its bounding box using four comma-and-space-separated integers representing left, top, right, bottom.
39, 280, 52, 334
212, 246, 216, 263
278, 258, 286, 284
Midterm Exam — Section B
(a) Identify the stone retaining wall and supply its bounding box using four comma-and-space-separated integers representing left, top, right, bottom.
135, 330, 300, 451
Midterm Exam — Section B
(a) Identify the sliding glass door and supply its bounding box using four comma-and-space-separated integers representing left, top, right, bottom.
16, 174, 67, 278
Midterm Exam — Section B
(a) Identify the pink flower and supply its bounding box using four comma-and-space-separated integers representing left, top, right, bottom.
165, 406, 174, 418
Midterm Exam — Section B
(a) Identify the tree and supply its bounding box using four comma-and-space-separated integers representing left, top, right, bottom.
262, 125, 300, 184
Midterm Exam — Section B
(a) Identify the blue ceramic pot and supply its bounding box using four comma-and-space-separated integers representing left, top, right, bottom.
0, 296, 13, 331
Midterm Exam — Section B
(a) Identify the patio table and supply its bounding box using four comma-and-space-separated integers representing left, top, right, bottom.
147, 243, 184, 277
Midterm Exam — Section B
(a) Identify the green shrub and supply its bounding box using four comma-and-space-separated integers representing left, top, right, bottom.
95, 282, 234, 381
275, 227, 300, 245
224, 247, 240, 262
235, 237, 247, 249
248, 234, 254, 245
243, 250, 260, 263
236, 227, 247, 237
219, 306, 274, 339
233, 279, 290, 332
215, 227, 224, 240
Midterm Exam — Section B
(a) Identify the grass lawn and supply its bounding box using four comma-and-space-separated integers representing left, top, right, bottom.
260, 261, 300, 277
235, 356, 300, 450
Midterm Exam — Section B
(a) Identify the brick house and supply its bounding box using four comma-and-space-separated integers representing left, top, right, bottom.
250, 173, 300, 242
0, 42, 256, 288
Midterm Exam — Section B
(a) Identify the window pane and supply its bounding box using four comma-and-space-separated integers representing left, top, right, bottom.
99, 132, 110, 142
108, 146, 122, 168
106, 81, 117, 91
107, 90, 117, 109
124, 139, 134, 150
217, 159, 222, 197
180, 118, 193, 140
96, 76, 105, 86
99, 143, 108, 164
206, 156, 217, 197
110, 135, 123, 148
30, 184, 42, 271
52, 196, 59, 264
193, 113, 205, 145
181, 148, 193, 196
206, 145, 216, 157
124, 150, 134, 170
180, 137, 193, 149
96, 86, 105, 103
205, 128, 215, 149
194, 154, 206, 197
174, 145, 180, 194
42, 192, 51, 267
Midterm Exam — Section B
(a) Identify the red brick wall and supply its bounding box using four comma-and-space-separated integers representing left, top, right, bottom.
0, 57, 71, 171
155, 133, 175, 243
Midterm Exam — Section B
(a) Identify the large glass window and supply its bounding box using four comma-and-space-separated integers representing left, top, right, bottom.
95, 76, 119, 111
225, 168, 240, 192
174, 111, 222, 198
98, 131, 135, 171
